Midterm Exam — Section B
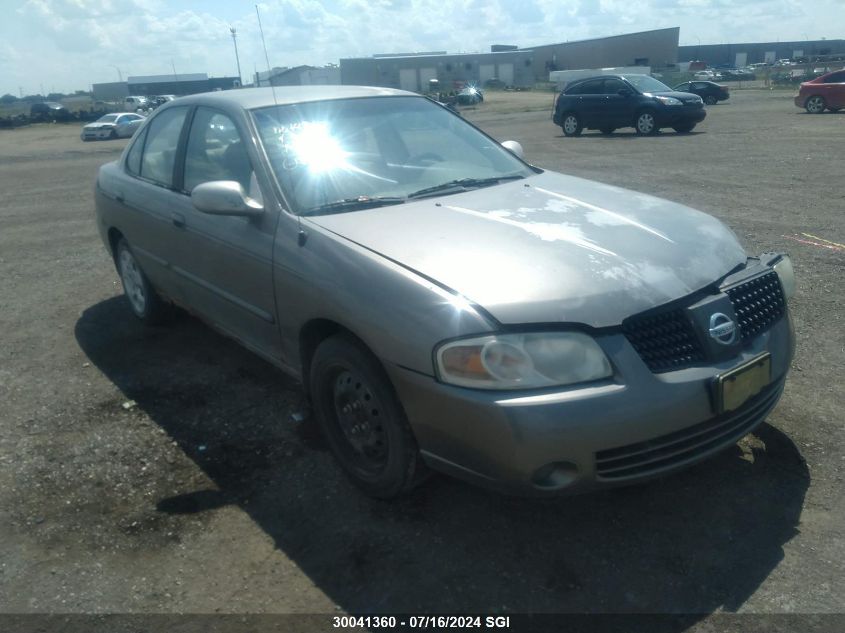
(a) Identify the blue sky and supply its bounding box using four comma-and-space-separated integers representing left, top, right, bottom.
1, 0, 842, 95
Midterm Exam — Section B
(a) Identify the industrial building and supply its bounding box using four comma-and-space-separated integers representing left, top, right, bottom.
678, 39, 845, 67
522, 27, 680, 79
255, 65, 340, 87
340, 50, 535, 92
92, 73, 240, 102
340, 27, 680, 91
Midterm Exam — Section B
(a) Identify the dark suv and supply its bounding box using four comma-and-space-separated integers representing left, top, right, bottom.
553, 74, 706, 136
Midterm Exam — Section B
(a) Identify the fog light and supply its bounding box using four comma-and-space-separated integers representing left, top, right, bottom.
531, 461, 579, 490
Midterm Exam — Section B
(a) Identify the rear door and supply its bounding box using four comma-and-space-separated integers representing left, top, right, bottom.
165, 106, 281, 358
574, 79, 605, 127
115, 106, 191, 299
601, 78, 631, 127
822, 71, 845, 108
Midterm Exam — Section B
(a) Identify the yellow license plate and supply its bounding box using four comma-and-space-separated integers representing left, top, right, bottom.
714, 353, 771, 413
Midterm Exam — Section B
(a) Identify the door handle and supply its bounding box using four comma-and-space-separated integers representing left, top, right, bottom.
171, 212, 185, 228
115, 193, 124, 203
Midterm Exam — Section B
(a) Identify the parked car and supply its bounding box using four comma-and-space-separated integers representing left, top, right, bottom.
29, 101, 71, 122
717, 69, 756, 81
693, 70, 716, 80
124, 96, 150, 113
553, 74, 706, 136
94, 86, 794, 497
794, 69, 845, 113
456, 86, 483, 105
673, 81, 730, 105
81, 112, 145, 141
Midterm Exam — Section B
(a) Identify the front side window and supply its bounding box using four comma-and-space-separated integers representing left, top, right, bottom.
183, 107, 252, 193
138, 106, 189, 187
252, 96, 533, 215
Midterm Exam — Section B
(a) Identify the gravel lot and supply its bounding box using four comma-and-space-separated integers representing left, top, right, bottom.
1, 90, 843, 629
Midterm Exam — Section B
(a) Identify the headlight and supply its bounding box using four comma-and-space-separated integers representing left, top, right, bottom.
773, 255, 795, 300
435, 332, 612, 390
655, 95, 683, 106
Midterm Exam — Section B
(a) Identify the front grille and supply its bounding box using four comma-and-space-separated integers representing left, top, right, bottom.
595, 380, 783, 480
622, 309, 704, 373
725, 271, 785, 341
624, 271, 786, 373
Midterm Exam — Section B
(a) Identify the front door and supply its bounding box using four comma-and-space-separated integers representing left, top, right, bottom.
166, 106, 281, 359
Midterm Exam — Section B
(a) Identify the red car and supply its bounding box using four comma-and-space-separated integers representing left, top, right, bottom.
794, 69, 845, 113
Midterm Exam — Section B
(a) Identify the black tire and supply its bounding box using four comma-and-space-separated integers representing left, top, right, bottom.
309, 335, 427, 498
115, 239, 171, 325
599, 127, 615, 135
560, 112, 582, 137
109, 128, 118, 139
805, 95, 826, 114
704, 95, 717, 105
828, 107, 841, 113
635, 110, 659, 135
673, 124, 696, 133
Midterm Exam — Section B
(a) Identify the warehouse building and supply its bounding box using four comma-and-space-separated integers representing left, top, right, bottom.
522, 27, 680, 80
340, 27, 680, 91
255, 65, 341, 87
678, 39, 845, 67
340, 50, 535, 92
92, 73, 241, 102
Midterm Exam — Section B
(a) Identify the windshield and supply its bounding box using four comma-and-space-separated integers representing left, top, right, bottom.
622, 74, 674, 93
252, 96, 533, 215
97, 114, 118, 123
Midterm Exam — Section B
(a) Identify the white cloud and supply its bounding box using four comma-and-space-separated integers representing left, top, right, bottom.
1, 0, 843, 94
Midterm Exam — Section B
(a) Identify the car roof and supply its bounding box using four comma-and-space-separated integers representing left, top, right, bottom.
172, 86, 416, 110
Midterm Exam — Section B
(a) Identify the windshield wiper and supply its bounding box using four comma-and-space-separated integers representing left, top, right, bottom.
300, 196, 406, 216
407, 174, 526, 199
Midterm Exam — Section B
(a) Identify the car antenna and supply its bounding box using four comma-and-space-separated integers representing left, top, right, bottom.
255, 4, 307, 245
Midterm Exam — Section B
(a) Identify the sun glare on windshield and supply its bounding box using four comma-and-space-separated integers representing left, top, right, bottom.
284, 121, 349, 173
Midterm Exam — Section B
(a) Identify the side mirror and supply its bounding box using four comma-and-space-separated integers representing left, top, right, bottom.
618, 88, 632, 97
501, 140, 524, 159
191, 181, 263, 217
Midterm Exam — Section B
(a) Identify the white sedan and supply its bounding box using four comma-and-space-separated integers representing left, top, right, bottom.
81, 113, 145, 141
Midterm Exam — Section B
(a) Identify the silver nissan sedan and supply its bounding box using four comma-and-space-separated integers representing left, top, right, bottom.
93, 86, 795, 497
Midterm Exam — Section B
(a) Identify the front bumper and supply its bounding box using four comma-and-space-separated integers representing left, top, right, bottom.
657, 107, 707, 126
389, 310, 792, 495
81, 127, 114, 140
794, 95, 805, 108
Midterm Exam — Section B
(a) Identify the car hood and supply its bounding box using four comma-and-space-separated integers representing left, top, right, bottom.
651, 91, 704, 103
84, 122, 116, 129
306, 171, 747, 327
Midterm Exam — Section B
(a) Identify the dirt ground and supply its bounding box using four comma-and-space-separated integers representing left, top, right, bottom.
1, 90, 843, 629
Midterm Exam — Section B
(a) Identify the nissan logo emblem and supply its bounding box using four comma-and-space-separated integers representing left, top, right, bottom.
709, 312, 737, 345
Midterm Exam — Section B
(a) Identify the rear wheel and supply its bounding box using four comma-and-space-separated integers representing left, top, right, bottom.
599, 127, 615, 135
673, 124, 696, 133
561, 112, 583, 137
805, 96, 826, 114
635, 110, 658, 135
704, 95, 717, 105
828, 107, 842, 113
116, 239, 171, 325
309, 335, 427, 498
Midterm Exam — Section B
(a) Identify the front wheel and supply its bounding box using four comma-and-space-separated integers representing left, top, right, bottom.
805, 96, 826, 114
561, 112, 583, 137
109, 129, 118, 139
635, 111, 658, 135
599, 127, 615, 135
309, 335, 427, 498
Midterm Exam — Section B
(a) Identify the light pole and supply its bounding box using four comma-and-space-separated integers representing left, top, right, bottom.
109, 65, 123, 82
230, 27, 242, 87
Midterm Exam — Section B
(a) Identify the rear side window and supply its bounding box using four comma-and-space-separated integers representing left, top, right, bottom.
125, 127, 147, 176
676, 83, 690, 91
139, 106, 189, 187
603, 79, 626, 94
